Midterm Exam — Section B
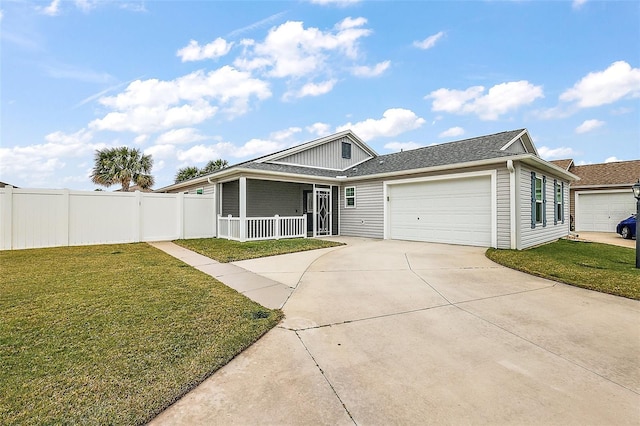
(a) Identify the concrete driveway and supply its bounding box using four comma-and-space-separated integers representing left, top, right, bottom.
151, 237, 640, 425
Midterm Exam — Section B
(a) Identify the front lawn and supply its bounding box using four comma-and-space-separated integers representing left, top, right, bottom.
0, 244, 282, 425
174, 237, 343, 263
486, 239, 639, 300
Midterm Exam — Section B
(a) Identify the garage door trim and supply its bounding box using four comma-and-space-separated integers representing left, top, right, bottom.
575, 189, 635, 232
383, 170, 497, 247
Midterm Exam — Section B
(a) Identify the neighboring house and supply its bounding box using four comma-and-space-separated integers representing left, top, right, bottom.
552, 159, 640, 232
0, 182, 18, 188
157, 129, 577, 249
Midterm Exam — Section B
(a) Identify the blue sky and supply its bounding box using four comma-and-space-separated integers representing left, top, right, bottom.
1, 0, 639, 190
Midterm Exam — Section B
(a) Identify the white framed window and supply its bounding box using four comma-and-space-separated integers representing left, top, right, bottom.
535, 177, 543, 224
554, 181, 563, 224
531, 172, 545, 228
345, 186, 356, 208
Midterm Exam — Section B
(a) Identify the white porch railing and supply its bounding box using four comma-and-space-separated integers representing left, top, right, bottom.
217, 215, 307, 242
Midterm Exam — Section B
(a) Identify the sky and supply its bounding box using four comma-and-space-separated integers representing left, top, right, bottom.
1, 0, 639, 191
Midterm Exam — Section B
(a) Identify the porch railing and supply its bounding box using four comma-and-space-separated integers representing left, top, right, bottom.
217, 215, 307, 241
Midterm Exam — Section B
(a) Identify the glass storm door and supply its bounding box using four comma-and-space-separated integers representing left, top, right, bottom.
315, 189, 331, 236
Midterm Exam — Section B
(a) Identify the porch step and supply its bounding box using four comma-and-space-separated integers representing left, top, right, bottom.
148, 241, 292, 309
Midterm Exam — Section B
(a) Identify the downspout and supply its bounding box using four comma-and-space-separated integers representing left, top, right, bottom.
507, 160, 517, 249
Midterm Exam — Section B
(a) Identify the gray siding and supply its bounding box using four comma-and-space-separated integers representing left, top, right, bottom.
340, 181, 384, 238
496, 167, 511, 249
276, 137, 372, 170
246, 180, 310, 217
518, 164, 571, 249
221, 181, 239, 217
504, 138, 527, 154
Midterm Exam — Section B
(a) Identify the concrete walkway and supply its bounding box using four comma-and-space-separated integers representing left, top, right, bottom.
150, 238, 640, 425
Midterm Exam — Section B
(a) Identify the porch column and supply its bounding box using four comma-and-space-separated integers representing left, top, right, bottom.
239, 177, 247, 242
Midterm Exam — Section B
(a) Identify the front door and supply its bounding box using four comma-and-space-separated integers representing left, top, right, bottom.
303, 190, 313, 233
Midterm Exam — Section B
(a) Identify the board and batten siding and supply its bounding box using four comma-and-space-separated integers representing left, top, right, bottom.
495, 166, 511, 249
517, 164, 570, 249
339, 181, 384, 238
276, 137, 372, 170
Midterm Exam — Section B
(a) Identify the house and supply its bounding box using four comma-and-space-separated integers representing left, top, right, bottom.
156, 129, 577, 249
551, 159, 640, 232
0, 182, 18, 189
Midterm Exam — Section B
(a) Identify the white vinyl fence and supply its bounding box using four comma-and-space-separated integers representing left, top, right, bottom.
0, 187, 216, 250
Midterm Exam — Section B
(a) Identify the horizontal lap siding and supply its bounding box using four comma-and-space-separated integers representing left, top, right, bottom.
518, 165, 570, 249
340, 181, 384, 238
496, 167, 511, 249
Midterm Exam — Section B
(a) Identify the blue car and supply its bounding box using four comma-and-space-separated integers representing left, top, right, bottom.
616, 214, 636, 239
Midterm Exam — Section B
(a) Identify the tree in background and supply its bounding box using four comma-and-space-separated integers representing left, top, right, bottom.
174, 159, 229, 183
91, 147, 154, 192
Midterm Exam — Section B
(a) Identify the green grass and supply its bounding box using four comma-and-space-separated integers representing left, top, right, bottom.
486, 239, 640, 300
174, 237, 344, 263
0, 243, 282, 425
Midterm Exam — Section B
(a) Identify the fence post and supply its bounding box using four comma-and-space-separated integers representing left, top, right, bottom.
61, 189, 70, 247
177, 192, 184, 240
302, 215, 307, 238
0, 186, 13, 250
134, 191, 142, 242
275, 215, 280, 240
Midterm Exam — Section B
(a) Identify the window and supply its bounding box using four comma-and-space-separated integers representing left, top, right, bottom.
345, 186, 356, 208
531, 172, 546, 228
196, 188, 204, 195
554, 180, 564, 224
342, 142, 352, 159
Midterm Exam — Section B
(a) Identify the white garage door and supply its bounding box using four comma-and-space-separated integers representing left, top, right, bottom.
388, 176, 492, 247
576, 191, 636, 232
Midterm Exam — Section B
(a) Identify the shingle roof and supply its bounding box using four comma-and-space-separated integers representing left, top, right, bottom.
569, 160, 640, 186
550, 159, 574, 171
245, 129, 527, 178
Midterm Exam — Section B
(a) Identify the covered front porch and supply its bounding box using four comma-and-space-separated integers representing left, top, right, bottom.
215, 177, 339, 242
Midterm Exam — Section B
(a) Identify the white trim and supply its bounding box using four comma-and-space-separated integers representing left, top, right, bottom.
500, 130, 528, 151
574, 188, 635, 232
383, 170, 497, 248
344, 186, 356, 209
507, 160, 517, 249
239, 177, 247, 242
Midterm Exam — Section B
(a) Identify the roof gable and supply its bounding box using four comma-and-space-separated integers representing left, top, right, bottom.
256, 130, 377, 169
570, 160, 640, 186
550, 159, 574, 171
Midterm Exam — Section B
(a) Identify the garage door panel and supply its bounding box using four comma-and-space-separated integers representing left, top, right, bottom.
576, 192, 635, 232
389, 176, 492, 247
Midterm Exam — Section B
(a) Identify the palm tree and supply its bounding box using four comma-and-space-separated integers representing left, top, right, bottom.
174, 166, 201, 183
91, 147, 154, 192
200, 159, 228, 175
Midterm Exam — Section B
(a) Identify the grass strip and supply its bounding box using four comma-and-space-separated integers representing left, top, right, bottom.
0, 243, 282, 425
486, 239, 639, 300
174, 237, 343, 263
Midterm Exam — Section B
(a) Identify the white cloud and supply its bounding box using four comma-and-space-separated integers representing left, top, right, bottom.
537, 146, 577, 160
133, 134, 149, 145
438, 127, 465, 138
39, 0, 61, 16
155, 128, 208, 145
572, 0, 587, 10
384, 141, 423, 152
177, 38, 233, 62
575, 119, 605, 134
286, 79, 337, 99
0, 129, 106, 181
90, 66, 271, 133
74, 0, 98, 12
306, 122, 332, 136
176, 144, 228, 164
413, 31, 445, 50
604, 156, 620, 163
234, 17, 372, 78
427, 81, 544, 120
560, 61, 640, 108
352, 60, 390, 77
270, 127, 302, 141
144, 144, 176, 160
337, 108, 426, 140
0, 9, 4, 21
233, 139, 288, 157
